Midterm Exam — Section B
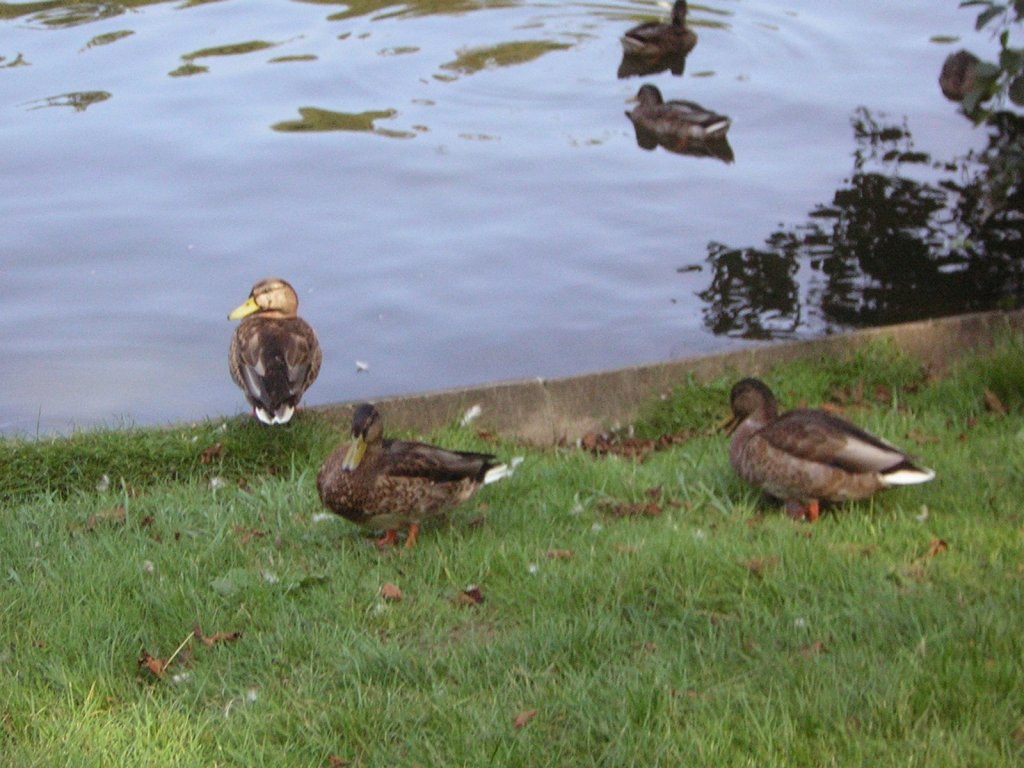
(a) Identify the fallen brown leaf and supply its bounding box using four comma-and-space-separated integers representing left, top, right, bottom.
828, 385, 848, 405
703, 610, 736, 626
927, 538, 948, 558
742, 556, 778, 578
82, 505, 127, 532
984, 388, 1008, 416
138, 650, 167, 679
578, 430, 693, 461
200, 442, 225, 464
380, 583, 403, 602
233, 526, 267, 546
545, 549, 574, 560
513, 709, 538, 729
1012, 721, 1024, 745
902, 561, 929, 584
598, 500, 663, 518
193, 623, 243, 648
906, 429, 939, 445
453, 585, 485, 606
327, 756, 351, 768
800, 641, 826, 657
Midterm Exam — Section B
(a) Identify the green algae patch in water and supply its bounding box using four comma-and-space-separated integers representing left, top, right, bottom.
440, 40, 572, 75
272, 107, 415, 138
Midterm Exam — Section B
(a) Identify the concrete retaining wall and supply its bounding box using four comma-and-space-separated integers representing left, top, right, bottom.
315, 309, 1024, 444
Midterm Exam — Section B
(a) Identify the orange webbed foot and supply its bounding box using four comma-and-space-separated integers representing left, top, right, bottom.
403, 523, 420, 549
785, 500, 820, 522
806, 501, 820, 522
375, 529, 398, 549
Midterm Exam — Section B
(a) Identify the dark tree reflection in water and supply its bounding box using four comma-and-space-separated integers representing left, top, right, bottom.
700, 107, 1024, 339
698, 245, 800, 339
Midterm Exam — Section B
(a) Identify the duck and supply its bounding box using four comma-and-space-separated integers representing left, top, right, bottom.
626, 84, 731, 141
724, 378, 935, 521
317, 403, 512, 548
621, 0, 697, 59
228, 277, 322, 425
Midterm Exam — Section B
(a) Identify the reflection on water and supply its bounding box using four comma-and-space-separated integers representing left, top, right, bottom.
700, 107, 1024, 338
1, 53, 28, 67
24, 90, 111, 111
272, 106, 417, 137
81, 29, 134, 50
440, 41, 572, 77
11, 2, 133, 29
184, 40, 279, 61
618, 49, 690, 78
700, 245, 799, 339
170, 40, 280, 76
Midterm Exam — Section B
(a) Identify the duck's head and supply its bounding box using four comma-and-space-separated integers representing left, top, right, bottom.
342, 403, 385, 471
723, 378, 778, 433
670, 0, 689, 27
632, 84, 665, 107
228, 277, 299, 321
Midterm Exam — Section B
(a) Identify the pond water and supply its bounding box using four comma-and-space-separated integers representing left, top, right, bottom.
0, 0, 1016, 435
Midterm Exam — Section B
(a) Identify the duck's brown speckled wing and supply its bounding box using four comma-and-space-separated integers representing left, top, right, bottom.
230, 316, 321, 418
380, 439, 499, 484
756, 409, 914, 474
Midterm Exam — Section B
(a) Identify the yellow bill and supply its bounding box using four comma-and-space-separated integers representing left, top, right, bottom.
228, 296, 260, 321
341, 436, 367, 471
718, 412, 739, 435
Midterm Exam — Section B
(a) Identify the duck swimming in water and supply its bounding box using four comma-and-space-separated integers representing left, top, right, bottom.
621, 0, 697, 59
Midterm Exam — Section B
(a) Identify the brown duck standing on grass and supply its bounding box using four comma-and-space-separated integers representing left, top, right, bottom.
317, 403, 513, 548
724, 378, 935, 521
621, 0, 697, 59
228, 277, 322, 425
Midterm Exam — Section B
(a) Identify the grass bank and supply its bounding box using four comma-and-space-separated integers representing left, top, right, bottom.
2, 335, 1023, 766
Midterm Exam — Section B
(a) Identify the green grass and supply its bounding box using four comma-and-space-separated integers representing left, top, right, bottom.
2, 334, 1024, 766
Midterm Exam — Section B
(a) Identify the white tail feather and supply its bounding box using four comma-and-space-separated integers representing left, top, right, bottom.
256, 405, 294, 425
882, 467, 935, 486
483, 456, 523, 485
